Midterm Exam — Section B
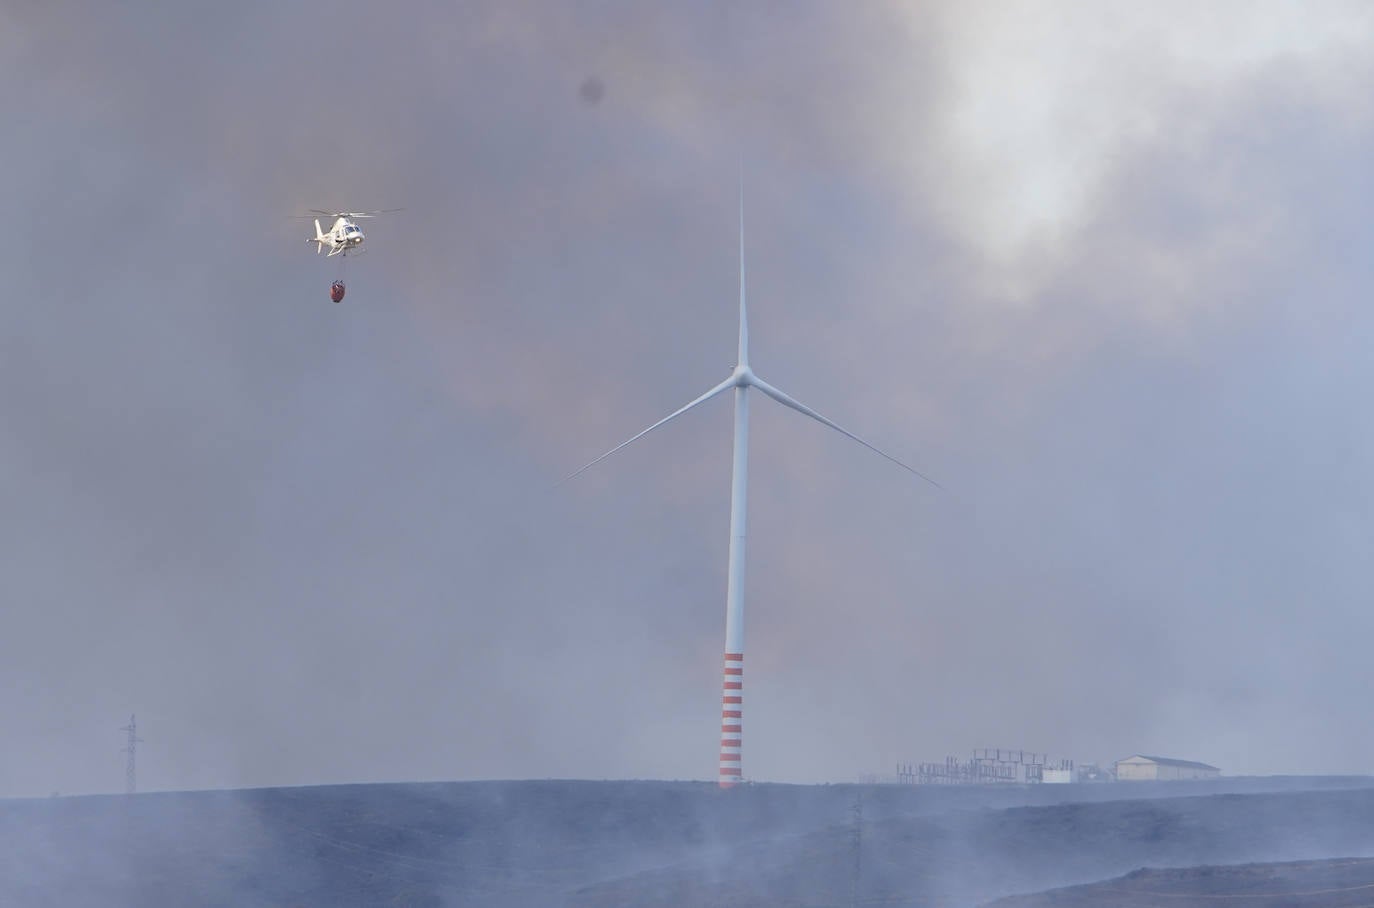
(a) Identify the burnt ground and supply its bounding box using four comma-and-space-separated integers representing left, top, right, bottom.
987, 857, 1374, 907
1, 776, 1372, 907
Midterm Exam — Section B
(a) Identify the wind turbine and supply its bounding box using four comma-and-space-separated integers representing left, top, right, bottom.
563, 193, 937, 787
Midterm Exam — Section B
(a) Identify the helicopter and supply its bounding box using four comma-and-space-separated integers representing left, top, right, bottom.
298, 208, 401, 302
304, 209, 402, 257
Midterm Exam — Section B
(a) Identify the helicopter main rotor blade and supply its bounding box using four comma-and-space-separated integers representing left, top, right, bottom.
302, 208, 403, 218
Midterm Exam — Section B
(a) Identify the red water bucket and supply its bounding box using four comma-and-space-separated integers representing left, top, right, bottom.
330, 280, 346, 303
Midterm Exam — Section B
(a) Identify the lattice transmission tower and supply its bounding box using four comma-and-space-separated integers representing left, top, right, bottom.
120, 714, 143, 794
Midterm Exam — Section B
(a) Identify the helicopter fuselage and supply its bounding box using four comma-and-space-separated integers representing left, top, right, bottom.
311, 217, 366, 256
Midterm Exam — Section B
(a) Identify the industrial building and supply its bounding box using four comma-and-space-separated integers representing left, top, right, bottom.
897, 749, 1075, 784
1115, 754, 1220, 781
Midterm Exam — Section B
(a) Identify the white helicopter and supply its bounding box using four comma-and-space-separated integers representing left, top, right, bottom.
304, 209, 401, 257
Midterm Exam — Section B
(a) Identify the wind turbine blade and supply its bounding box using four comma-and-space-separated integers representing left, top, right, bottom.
738, 177, 749, 367
750, 376, 940, 489
557, 377, 736, 486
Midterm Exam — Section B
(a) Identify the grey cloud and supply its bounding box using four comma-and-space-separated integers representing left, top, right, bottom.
2, 2, 1373, 796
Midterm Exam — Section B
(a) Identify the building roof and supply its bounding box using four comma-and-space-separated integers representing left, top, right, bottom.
1118, 755, 1220, 771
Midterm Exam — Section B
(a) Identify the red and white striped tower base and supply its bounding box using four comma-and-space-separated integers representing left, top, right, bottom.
719, 652, 744, 785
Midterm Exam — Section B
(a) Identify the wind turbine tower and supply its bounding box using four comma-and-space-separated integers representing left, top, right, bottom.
565, 192, 935, 786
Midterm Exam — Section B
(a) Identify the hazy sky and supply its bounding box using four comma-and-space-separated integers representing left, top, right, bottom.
3, 2, 1374, 797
